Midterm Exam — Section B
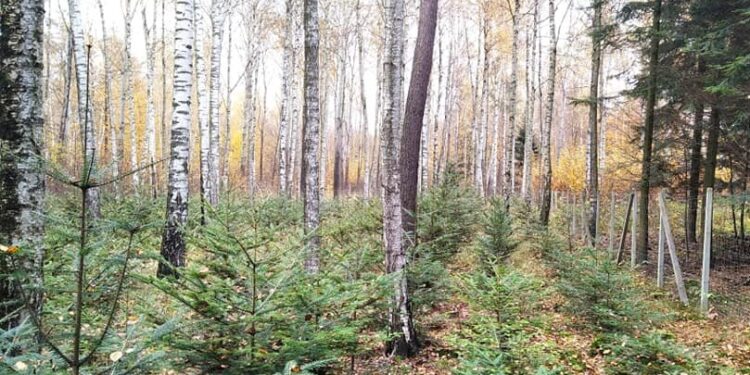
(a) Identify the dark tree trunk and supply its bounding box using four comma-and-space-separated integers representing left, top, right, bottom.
586, 0, 603, 244
400, 0, 439, 239
686, 104, 704, 243
701, 107, 720, 239
636, 0, 662, 264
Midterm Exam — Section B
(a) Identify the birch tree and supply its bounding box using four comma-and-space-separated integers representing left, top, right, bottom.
159, 0, 194, 277
196, 2, 211, 214
383, 0, 418, 357
278, 0, 294, 196
207, 0, 230, 205
540, 0, 557, 226
121, 0, 139, 190
97, 0, 117, 197
143, 5, 158, 198
243, 2, 261, 196
302, 0, 321, 273
503, 0, 521, 201
69, 0, 100, 215
0, 0, 46, 328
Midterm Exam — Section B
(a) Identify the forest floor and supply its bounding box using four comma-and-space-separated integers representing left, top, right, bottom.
358, 230, 750, 374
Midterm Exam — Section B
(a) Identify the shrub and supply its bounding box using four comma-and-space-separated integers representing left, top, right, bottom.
477, 199, 518, 270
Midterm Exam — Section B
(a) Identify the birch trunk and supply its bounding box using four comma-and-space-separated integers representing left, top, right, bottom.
431, 32, 443, 189
143, 6, 158, 198
243, 7, 259, 196
475, 13, 489, 197
357, 0, 372, 199
196, 5, 211, 212
302, 0, 321, 273
159, 0, 194, 277
540, 0, 557, 226
278, 0, 294, 196
208, 0, 228, 205
122, 0, 139, 190
288, 3, 302, 195
222, 19, 232, 192
68, 0, 101, 215
503, 0, 521, 201
384, 0, 418, 357
97, 0, 117, 196
0, 0, 46, 329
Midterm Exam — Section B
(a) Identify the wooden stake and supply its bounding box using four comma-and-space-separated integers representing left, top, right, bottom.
658, 190, 689, 305
616, 192, 635, 264
701, 188, 713, 313
657, 199, 665, 288
631, 192, 638, 268
609, 191, 615, 255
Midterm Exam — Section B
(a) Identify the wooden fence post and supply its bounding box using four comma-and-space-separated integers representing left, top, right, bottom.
701, 188, 714, 313
616, 192, 635, 264
631, 192, 638, 268
658, 191, 689, 305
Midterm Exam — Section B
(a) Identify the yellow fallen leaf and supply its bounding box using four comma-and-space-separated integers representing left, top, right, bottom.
110, 351, 124, 362
13, 361, 28, 371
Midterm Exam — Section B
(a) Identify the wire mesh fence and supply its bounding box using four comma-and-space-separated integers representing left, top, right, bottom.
554, 189, 750, 318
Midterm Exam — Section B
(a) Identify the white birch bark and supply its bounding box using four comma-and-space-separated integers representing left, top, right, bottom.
195, 4, 211, 208
222, 17, 232, 192
159, 0, 194, 277
0, 0, 46, 323
97, 0, 117, 197
287, 1, 302, 195
302, 0, 321, 272
208, 0, 229, 205
69, 0, 100, 213
504, 0, 521, 201
278, 0, 294, 196
143, 6, 158, 198
357, 0, 371, 198
243, 3, 260, 196
122, 0, 139, 189
382, 0, 416, 356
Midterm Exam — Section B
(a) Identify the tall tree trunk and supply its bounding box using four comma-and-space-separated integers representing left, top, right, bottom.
383, 0, 418, 357
358, 0, 372, 199
159, 0, 194, 277
701, 107, 720, 239
97, 0, 117, 196
122, 0, 139, 190
586, 0, 603, 244
143, 6, 158, 199
400, 0, 438, 241
222, 18, 233, 192
333, 56, 346, 198
540, 0, 557, 226
475, 12, 489, 197
288, 5, 302, 196
636, 0, 662, 263
69, 0, 100, 215
243, 6, 259, 196
278, 0, 294, 196
431, 31, 443, 189
521, 3, 538, 204
161, 0, 168, 172
0, 0, 46, 332
686, 104, 704, 243
302, 0, 321, 273
208, 0, 228, 205
503, 0, 521, 202
196, 5, 210, 219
